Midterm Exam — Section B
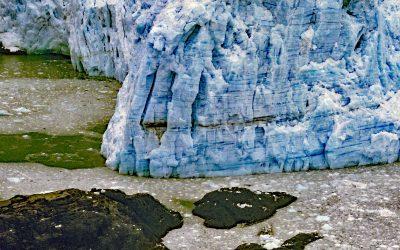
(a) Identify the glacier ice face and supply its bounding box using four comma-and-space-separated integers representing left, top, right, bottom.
1, 0, 400, 178
0, 0, 69, 54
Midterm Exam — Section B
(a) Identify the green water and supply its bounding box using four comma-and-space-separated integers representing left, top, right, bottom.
173, 198, 195, 211
0, 54, 81, 79
0, 133, 105, 169
0, 54, 114, 81
0, 118, 110, 169
0, 54, 116, 169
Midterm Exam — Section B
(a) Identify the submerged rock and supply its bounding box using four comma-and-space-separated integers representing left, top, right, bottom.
192, 187, 296, 229
0, 189, 183, 250
236, 232, 323, 250
1, 0, 400, 177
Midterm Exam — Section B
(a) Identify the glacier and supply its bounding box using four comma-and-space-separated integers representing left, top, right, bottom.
1, 0, 400, 178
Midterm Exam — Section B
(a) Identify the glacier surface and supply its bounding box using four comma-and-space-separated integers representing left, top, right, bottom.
1, 0, 400, 177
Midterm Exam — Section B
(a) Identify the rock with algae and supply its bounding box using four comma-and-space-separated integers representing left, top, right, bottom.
1, 0, 400, 177
0, 189, 183, 250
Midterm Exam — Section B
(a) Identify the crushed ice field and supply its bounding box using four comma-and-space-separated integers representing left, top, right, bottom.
1, 163, 399, 249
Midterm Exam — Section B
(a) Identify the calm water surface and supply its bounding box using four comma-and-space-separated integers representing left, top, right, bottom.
0, 54, 84, 79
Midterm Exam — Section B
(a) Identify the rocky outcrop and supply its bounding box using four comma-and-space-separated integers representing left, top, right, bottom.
192, 187, 297, 229
1, 0, 400, 177
0, 189, 183, 249
236, 232, 323, 250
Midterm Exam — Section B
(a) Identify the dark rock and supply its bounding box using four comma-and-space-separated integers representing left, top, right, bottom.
192, 187, 297, 229
236, 232, 323, 250
236, 243, 266, 250
275, 232, 323, 250
0, 189, 183, 250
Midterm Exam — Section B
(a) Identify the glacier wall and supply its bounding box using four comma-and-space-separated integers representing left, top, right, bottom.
0, 0, 69, 54
1, 0, 400, 178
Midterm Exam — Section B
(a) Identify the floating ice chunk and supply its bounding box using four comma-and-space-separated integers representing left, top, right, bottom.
377, 208, 396, 218
0, 109, 11, 116
260, 235, 282, 250
7, 177, 23, 183
13, 107, 31, 114
315, 215, 330, 222
322, 224, 333, 231
236, 203, 252, 209
295, 184, 309, 191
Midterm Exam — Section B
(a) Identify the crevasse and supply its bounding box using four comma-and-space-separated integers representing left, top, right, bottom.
1, 0, 400, 178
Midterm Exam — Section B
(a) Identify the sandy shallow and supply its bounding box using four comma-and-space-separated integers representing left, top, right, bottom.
1, 163, 399, 250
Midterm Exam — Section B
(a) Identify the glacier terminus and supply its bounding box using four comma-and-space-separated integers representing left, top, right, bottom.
1, 0, 400, 178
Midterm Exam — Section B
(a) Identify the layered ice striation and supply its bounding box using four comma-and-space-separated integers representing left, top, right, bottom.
1, 0, 400, 177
